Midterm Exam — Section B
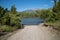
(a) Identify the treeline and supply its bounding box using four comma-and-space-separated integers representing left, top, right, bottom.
19, 12, 39, 18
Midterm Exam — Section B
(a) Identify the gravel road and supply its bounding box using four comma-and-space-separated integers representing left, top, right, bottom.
7, 24, 60, 40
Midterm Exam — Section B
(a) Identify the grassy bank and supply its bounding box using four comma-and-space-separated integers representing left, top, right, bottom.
44, 21, 60, 30
0, 25, 21, 37
0, 25, 18, 32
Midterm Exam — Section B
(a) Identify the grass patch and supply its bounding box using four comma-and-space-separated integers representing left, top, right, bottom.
44, 22, 54, 26
44, 21, 60, 30
53, 21, 60, 30
0, 25, 18, 32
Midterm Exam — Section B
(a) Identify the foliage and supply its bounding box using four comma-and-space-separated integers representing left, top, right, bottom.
36, 9, 55, 22
52, 0, 60, 21
9, 5, 21, 27
0, 25, 13, 32
0, 5, 21, 32
20, 12, 39, 18
53, 21, 60, 30
44, 0, 60, 30
52, 2, 60, 13
35, 0, 60, 30
0, 6, 8, 24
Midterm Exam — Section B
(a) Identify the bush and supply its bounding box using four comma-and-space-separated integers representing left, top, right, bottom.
45, 21, 60, 30
0, 25, 15, 32
53, 21, 60, 30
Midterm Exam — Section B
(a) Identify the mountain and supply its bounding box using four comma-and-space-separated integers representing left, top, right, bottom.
22, 9, 37, 14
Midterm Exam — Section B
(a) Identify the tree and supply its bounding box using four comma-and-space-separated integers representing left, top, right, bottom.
52, 0, 60, 21
59, 0, 60, 2
0, 6, 9, 24
9, 5, 20, 27
10, 5, 17, 14
52, 0, 60, 13
53, 0, 57, 5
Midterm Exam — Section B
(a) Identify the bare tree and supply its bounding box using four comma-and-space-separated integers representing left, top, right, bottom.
53, 0, 57, 5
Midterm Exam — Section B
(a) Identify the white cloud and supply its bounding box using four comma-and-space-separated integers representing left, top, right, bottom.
51, 0, 54, 3
44, 4, 48, 6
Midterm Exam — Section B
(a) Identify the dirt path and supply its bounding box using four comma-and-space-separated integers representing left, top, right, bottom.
7, 24, 60, 40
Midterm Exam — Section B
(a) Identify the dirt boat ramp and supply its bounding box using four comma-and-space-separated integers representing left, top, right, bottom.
7, 24, 60, 40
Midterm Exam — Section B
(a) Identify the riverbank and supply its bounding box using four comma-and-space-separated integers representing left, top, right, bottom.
44, 21, 60, 31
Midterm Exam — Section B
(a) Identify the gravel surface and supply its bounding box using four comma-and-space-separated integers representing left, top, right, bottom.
7, 24, 60, 40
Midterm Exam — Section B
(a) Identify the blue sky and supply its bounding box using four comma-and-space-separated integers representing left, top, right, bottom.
0, 0, 54, 11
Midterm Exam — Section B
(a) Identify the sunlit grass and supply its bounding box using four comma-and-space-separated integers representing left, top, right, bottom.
0, 25, 18, 32
45, 21, 60, 30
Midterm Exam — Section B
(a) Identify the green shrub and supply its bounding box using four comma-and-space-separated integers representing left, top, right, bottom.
0, 25, 14, 32
45, 21, 60, 30
53, 21, 60, 30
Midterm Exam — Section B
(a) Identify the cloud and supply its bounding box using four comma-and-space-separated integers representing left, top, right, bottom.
51, 0, 54, 3
44, 4, 48, 6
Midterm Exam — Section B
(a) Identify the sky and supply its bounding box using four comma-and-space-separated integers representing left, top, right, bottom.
0, 0, 54, 11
